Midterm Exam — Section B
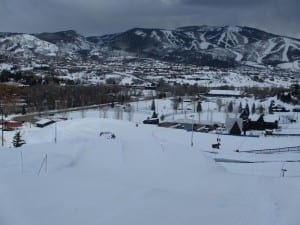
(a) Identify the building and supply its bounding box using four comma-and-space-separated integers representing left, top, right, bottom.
206, 90, 243, 98
247, 114, 278, 130
143, 118, 159, 125
4, 120, 22, 130
35, 119, 55, 128
225, 118, 243, 135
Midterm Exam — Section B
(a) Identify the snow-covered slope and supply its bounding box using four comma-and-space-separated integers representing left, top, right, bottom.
1, 115, 300, 225
0, 34, 58, 57
177, 26, 251, 49
245, 37, 300, 65
104, 28, 192, 53
35, 30, 93, 54
0, 30, 94, 59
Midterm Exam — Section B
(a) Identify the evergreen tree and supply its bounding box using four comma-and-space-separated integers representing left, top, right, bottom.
227, 101, 233, 113
151, 111, 158, 118
268, 105, 273, 114
117, 94, 125, 105
172, 99, 179, 111
151, 99, 156, 111
196, 101, 202, 112
245, 103, 250, 116
21, 105, 26, 115
216, 99, 222, 112
251, 103, 256, 114
12, 131, 25, 148
291, 81, 299, 99
268, 100, 275, 114
238, 102, 243, 113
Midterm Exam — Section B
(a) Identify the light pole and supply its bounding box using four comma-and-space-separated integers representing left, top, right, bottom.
207, 102, 209, 122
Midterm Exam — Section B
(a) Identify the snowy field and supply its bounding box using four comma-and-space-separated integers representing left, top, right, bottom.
1, 99, 300, 225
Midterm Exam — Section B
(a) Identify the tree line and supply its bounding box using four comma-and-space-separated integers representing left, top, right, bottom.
0, 80, 297, 115
0, 84, 131, 114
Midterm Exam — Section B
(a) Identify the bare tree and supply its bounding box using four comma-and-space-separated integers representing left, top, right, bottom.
103, 107, 108, 118
114, 107, 123, 120
216, 98, 223, 112
81, 109, 86, 118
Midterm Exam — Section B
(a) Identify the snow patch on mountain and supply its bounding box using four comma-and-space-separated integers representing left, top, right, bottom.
206, 26, 249, 48
226, 26, 241, 33
254, 37, 300, 64
199, 42, 211, 50
242, 61, 266, 69
0, 63, 13, 71
282, 38, 290, 62
56, 36, 92, 54
282, 38, 300, 62
135, 30, 147, 38
256, 39, 280, 63
228, 49, 243, 61
161, 30, 181, 48
277, 60, 300, 71
217, 31, 241, 49
150, 31, 162, 42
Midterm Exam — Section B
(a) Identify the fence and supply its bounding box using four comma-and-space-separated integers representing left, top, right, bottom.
241, 146, 300, 154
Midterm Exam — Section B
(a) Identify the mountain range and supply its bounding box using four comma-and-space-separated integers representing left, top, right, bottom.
1, 25, 300, 70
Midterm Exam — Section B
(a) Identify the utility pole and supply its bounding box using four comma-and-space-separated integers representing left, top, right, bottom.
54, 122, 57, 143
190, 123, 194, 147
1, 103, 4, 147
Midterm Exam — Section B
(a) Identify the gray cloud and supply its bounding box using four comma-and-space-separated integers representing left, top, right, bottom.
0, 0, 299, 38
180, 0, 267, 6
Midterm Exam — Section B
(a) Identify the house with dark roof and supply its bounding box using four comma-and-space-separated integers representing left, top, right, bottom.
247, 114, 278, 130
225, 118, 243, 135
35, 119, 55, 128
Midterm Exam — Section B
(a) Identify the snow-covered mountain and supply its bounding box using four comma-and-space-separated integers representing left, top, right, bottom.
35, 30, 92, 53
0, 33, 59, 57
244, 37, 300, 65
92, 25, 300, 68
0, 26, 300, 70
176, 25, 275, 49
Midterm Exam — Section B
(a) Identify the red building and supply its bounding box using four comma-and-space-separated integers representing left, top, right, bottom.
4, 121, 23, 130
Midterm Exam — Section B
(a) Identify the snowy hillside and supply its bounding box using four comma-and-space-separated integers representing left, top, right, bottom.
0, 34, 58, 57
1, 98, 300, 225
244, 37, 300, 65
35, 30, 93, 54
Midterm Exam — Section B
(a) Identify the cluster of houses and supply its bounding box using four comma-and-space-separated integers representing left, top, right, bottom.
224, 114, 279, 136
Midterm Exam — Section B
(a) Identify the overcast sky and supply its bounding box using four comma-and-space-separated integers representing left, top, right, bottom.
0, 0, 299, 38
